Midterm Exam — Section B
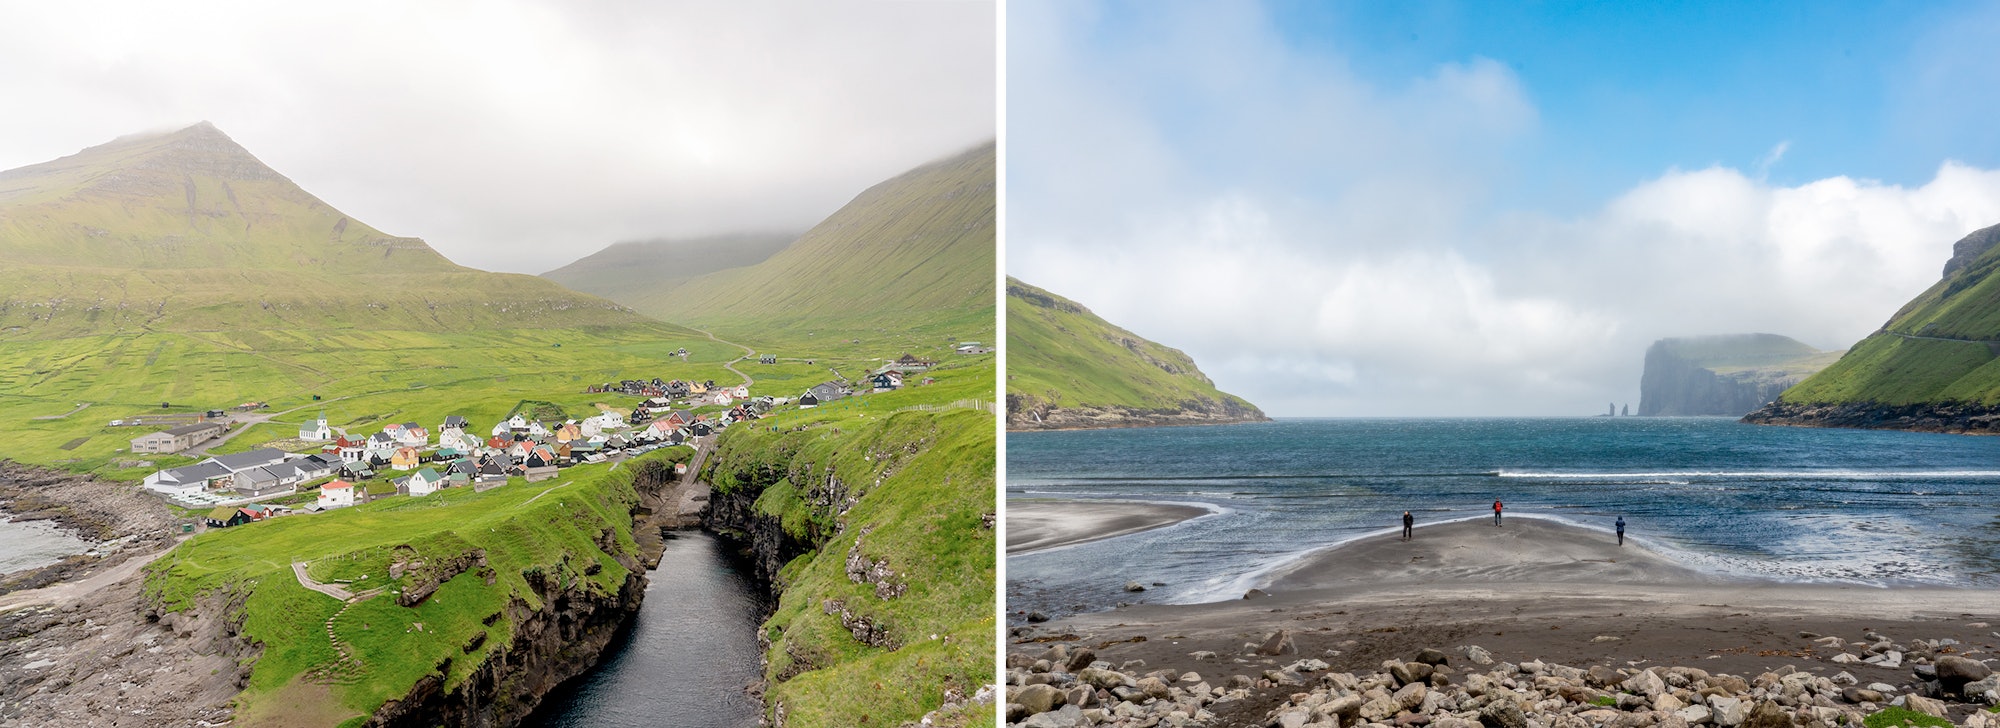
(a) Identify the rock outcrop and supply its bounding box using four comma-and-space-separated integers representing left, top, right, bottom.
1637, 334, 1837, 416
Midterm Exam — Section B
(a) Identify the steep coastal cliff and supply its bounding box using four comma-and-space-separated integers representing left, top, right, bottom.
1747, 222, 2000, 433
1006, 278, 1267, 431
1636, 335, 1840, 416
703, 405, 996, 728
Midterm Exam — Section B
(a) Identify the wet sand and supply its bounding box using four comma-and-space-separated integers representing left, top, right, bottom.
1007, 499, 1210, 554
1011, 517, 2000, 727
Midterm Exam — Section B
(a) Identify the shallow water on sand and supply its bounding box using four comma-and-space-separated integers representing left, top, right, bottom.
0, 518, 93, 575
526, 531, 766, 728
1006, 418, 2000, 621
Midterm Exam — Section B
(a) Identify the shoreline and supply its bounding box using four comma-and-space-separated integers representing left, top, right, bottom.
1007, 499, 1213, 554
1006, 416, 1270, 433
1007, 517, 2000, 726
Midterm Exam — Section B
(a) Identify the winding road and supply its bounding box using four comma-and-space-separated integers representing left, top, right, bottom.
699, 328, 755, 389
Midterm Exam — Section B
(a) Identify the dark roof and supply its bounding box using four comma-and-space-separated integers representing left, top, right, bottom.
160, 461, 230, 483
207, 449, 289, 472
155, 422, 226, 437
443, 415, 468, 427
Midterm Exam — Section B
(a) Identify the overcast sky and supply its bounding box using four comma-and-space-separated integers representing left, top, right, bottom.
1007, 0, 2000, 417
0, 0, 995, 274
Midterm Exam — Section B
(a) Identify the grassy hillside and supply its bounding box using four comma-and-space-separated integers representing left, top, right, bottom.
540, 232, 797, 307
1006, 277, 1264, 430
1778, 223, 2000, 406
704, 357, 996, 728
0, 123, 791, 474
646, 143, 996, 354
0, 123, 644, 339
145, 452, 685, 726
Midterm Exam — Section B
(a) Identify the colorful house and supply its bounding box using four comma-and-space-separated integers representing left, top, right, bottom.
317, 480, 356, 509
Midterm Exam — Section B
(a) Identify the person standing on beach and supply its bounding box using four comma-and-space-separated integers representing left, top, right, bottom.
1493, 499, 1503, 526
1402, 510, 1414, 540
1615, 516, 1625, 546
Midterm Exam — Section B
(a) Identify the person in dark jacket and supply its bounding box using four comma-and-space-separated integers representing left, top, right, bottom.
1615, 516, 1626, 546
1401, 511, 1414, 540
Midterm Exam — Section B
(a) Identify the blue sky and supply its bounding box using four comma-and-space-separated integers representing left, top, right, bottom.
1007, 0, 2000, 416
1262, 1, 1995, 209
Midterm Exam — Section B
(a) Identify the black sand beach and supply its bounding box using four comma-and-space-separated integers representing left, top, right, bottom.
1009, 516, 2000, 727
1007, 499, 1210, 554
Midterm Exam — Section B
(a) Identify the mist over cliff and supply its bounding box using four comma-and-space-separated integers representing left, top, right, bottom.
1638, 334, 1841, 416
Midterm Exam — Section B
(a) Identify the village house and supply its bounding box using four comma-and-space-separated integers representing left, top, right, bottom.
807, 381, 851, 404
758, 354, 777, 364
386, 422, 428, 448
440, 415, 468, 435
439, 427, 483, 453
206, 506, 254, 528
580, 411, 625, 437
297, 412, 333, 442
871, 371, 904, 392
799, 392, 820, 408
129, 421, 228, 454
391, 447, 422, 471
523, 447, 559, 481
316, 480, 356, 509
324, 434, 368, 462
399, 467, 447, 497
553, 422, 582, 443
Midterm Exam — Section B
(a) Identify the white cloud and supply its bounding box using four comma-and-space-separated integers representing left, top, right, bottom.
0, 1, 995, 273
1008, 0, 2000, 416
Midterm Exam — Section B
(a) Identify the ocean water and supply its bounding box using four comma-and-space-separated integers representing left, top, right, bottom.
527, 531, 765, 728
1006, 418, 2000, 621
0, 518, 93, 575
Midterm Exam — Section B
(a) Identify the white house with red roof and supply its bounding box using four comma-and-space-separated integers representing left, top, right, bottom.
317, 480, 356, 509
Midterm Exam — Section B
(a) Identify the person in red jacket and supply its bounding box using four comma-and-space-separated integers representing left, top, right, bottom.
1493, 499, 1503, 527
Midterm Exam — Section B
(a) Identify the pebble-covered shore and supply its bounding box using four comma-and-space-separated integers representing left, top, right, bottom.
1006, 628, 2000, 728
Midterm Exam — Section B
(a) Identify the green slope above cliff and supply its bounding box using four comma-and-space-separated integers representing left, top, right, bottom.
644, 143, 996, 353
1776, 223, 2000, 406
1006, 277, 1265, 430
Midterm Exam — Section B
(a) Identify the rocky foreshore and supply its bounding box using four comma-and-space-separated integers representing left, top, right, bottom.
1006, 394, 1270, 432
0, 460, 182, 595
1006, 629, 2000, 728
1742, 400, 2000, 435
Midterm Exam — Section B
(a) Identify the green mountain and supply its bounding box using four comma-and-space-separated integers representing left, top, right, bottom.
644, 142, 996, 352
1748, 222, 2000, 432
0, 123, 732, 474
0, 122, 644, 338
1638, 334, 1842, 416
1006, 277, 1266, 430
540, 232, 796, 309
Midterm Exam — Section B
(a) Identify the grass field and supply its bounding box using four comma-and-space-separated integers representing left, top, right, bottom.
0, 325, 887, 481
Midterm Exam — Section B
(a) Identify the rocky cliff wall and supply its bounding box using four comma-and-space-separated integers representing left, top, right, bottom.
1636, 351, 1797, 417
